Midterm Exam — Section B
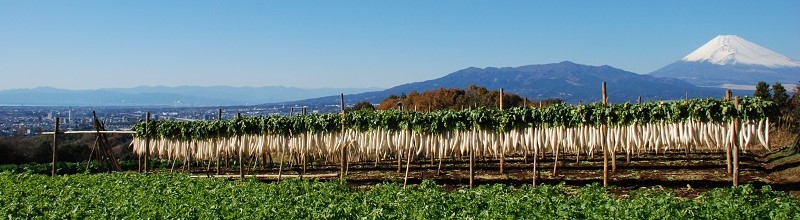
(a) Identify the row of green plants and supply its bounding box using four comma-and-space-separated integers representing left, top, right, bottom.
0, 161, 175, 175
133, 98, 774, 140
0, 172, 797, 219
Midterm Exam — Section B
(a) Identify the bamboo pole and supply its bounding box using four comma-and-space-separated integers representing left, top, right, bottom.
144, 112, 150, 172
302, 107, 307, 175
532, 143, 538, 187
437, 137, 444, 176
470, 127, 475, 189
138, 147, 142, 173
238, 113, 244, 180
553, 134, 559, 176
499, 88, 505, 175
216, 109, 222, 175
524, 99, 529, 165
403, 134, 413, 189
340, 93, 346, 183
52, 117, 59, 177
733, 96, 740, 186
725, 90, 732, 174
602, 82, 609, 187
278, 136, 284, 181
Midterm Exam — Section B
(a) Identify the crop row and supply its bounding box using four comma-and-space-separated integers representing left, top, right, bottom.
132, 98, 773, 140
1, 173, 797, 219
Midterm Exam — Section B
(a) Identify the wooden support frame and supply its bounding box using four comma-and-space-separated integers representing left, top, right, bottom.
602, 82, 609, 187
52, 118, 59, 176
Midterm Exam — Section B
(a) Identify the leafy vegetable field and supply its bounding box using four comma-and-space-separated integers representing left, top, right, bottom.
1, 172, 798, 219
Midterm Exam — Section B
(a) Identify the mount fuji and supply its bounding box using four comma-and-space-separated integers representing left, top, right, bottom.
649, 35, 800, 89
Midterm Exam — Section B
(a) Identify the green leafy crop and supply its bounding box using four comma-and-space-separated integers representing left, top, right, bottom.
132, 97, 775, 140
1, 173, 797, 219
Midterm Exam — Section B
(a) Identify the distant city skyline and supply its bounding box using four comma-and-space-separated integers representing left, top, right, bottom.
1, 1, 798, 90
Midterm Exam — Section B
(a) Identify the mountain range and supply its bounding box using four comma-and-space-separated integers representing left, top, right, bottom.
650, 35, 800, 88
0, 86, 379, 106
285, 61, 725, 106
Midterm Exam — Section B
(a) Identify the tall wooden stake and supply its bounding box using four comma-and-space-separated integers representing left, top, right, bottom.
278, 136, 284, 181
52, 117, 59, 177
499, 88, 505, 175
302, 107, 308, 175
340, 93, 346, 183
469, 127, 475, 189
532, 146, 537, 187
144, 112, 151, 172
216, 109, 222, 175
733, 96, 740, 186
238, 113, 244, 180
630, 98, 638, 164
602, 82, 609, 187
725, 90, 732, 174
403, 136, 413, 189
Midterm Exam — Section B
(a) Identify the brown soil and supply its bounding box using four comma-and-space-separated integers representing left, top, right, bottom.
191, 146, 800, 198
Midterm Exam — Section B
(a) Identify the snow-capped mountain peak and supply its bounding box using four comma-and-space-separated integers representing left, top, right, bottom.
681, 35, 800, 68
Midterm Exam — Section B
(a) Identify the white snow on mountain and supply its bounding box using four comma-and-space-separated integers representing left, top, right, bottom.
682, 35, 800, 68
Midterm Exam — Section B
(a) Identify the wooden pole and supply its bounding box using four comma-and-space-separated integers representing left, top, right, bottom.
629, 97, 640, 165
138, 149, 142, 173
469, 127, 475, 189
403, 136, 413, 189
216, 109, 222, 175
523, 97, 529, 164
553, 131, 559, 176
437, 134, 444, 176
340, 93, 346, 183
278, 136, 284, 181
144, 112, 150, 172
52, 117, 59, 177
238, 113, 244, 180
725, 90, 732, 174
499, 88, 505, 175
733, 96, 740, 186
533, 144, 538, 187
602, 82, 609, 187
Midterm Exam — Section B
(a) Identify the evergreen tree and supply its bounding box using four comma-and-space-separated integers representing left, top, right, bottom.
772, 82, 789, 110
791, 82, 800, 113
789, 82, 800, 132
346, 101, 376, 112
753, 81, 771, 100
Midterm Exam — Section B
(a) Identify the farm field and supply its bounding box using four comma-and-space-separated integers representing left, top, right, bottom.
6, 97, 800, 218
3, 146, 799, 219
2, 171, 799, 219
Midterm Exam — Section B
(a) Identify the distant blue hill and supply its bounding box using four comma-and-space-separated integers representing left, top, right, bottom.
0, 86, 380, 106
283, 61, 728, 106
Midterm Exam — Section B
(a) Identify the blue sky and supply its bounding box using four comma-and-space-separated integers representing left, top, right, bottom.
1, 1, 798, 90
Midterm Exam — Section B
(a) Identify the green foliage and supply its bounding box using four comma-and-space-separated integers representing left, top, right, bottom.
346, 101, 376, 112
754, 81, 772, 100
772, 82, 790, 114
0, 161, 166, 175
1, 173, 798, 219
132, 97, 776, 140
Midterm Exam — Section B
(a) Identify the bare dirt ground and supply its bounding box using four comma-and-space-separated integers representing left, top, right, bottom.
189, 130, 800, 198
190, 146, 798, 198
